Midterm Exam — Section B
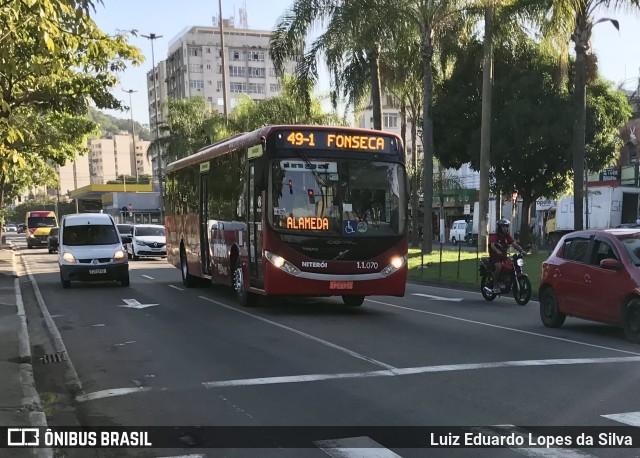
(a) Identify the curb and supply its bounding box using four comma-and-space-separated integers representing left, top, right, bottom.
10, 242, 54, 458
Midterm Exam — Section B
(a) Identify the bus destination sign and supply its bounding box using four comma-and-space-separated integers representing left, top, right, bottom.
277, 130, 395, 153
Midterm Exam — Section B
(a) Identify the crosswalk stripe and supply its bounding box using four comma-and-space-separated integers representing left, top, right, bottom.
314, 436, 402, 458
602, 411, 640, 426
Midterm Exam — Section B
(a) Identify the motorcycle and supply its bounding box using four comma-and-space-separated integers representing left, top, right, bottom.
479, 250, 532, 305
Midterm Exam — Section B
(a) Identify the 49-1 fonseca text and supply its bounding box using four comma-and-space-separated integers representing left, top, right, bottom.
430, 432, 633, 447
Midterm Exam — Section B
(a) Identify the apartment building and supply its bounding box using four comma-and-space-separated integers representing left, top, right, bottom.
58, 153, 91, 196
89, 134, 151, 185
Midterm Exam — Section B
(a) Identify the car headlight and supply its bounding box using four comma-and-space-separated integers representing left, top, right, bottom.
63, 252, 76, 263
516, 258, 524, 267
135, 239, 145, 246
114, 250, 125, 260
381, 255, 407, 277
264, 250, 300, 276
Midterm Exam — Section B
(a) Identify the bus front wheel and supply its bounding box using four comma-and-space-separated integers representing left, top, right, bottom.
180, 246, 196, 288
342, 295, 365, 307
233, 263, 257, 307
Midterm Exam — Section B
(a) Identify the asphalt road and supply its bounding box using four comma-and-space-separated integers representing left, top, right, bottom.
12, 234, 640, 458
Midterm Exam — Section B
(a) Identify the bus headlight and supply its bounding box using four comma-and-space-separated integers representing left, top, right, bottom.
63, 252, 76, 263
265, 251, 300, 276
381, 255, 406, 277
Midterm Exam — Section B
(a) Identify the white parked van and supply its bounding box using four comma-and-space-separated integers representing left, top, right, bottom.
450, 219, 469, 245
58, 213, 130, 288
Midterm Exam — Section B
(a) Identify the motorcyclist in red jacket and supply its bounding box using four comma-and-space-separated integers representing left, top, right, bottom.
489, 219, 524, 293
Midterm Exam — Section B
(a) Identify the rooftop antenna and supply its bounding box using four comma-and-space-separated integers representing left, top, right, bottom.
239, 1, 248, 29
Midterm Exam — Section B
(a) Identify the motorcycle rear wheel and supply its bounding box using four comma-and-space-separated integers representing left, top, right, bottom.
513, 276, 532, 305
480, 275, 496, 301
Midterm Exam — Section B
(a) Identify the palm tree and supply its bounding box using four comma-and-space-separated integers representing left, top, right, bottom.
543, 0, 640, 230
393, 0, 470, 253
269, 0, 398, 130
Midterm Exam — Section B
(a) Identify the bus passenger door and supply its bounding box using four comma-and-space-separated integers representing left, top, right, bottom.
248, 163, 264, 286
199, 172, 210, 275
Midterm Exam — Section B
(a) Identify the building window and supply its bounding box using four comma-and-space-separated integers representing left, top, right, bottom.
383, 113, 398, 128
206, 64, 212, 70
230, 50, 244, 61
248, 67, 266, 78
269, 83, 281, 92
216, 81, 222, 92
248, 83, 265, 94
206, 47, 211, 53
188, 63, 203, 73
248, 51, 265, 62
190, 80, 204, 90
269, 67, 277, 77
208, 80, 212, 85
188, 47, 201, 57
230, 82, 247, 93
229, 66, 246, 77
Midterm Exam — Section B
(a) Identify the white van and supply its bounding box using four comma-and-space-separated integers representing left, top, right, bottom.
58, 213, 130, 288
450, 219, 469, 245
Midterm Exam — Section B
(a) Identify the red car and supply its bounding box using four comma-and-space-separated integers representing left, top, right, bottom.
539, 229, 640, 343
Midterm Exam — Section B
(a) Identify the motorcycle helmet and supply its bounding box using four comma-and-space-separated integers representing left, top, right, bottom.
497, 219, 511, 230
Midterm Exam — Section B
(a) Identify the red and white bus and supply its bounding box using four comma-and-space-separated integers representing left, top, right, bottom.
165, 125, 408, 306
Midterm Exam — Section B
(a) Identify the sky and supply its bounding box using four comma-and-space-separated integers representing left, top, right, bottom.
92, 0, 640, 126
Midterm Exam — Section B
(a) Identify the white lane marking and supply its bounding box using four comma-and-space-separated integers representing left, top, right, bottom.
315, 436, 402, 458
157, 455, 205, 458
412, 293, 463, 302
366, 299, 640, 356
75, 387, 152, 403
198, 296, 396, 370
142, 274, 155, 280
203, 356, 640, 389
409, 282, 541, 304
472, 426, 594, 458
50, 314, 64, 318
118, 298, 158, 309
91, 324, 106, 327
113, 341, 136, 347
602, 411, 640, 426
169, 285, 184, 291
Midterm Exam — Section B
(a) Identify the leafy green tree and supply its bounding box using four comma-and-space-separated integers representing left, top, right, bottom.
542, 0, 640, 230
434, 38, 631, 241
87, 107, 152, 141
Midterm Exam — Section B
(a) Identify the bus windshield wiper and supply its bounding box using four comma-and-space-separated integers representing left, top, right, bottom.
334, 249, 350, 260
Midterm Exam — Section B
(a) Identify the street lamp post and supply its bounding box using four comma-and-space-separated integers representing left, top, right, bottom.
122, 88, 138, 183
142, 32, 164, 222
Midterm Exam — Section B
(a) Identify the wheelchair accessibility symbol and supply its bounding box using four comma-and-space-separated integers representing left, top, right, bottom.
343, 220, 358, 235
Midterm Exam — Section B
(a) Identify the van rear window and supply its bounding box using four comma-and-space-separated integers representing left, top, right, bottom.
63, 224, 119, 246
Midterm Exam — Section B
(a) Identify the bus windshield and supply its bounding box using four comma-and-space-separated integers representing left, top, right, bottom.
270, 157, 406, 236
28, 216, 57, 228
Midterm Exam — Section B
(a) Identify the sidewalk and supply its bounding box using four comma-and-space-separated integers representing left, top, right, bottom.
0, 242, 42, 457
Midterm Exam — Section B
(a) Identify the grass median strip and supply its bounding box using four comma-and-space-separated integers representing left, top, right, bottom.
407, 247, 549, 293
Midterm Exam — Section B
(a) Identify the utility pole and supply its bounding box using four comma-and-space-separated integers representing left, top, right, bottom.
218, 0, 229, 121
122, 88, 138, 183
142, 33, 164, 222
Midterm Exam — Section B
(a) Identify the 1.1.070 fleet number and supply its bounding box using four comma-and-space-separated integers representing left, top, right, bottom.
356, 261, 378, 269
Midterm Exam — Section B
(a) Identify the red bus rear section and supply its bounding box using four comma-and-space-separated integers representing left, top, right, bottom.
165, 125, 408, 306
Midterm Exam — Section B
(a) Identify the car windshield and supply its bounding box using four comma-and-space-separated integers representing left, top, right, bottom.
117, 224, 133, 235
63, 224, 119, 246
135, 226, 165, 237
618, 235, 640, 266
28, 216, 57, 228
270, 158, 406, 237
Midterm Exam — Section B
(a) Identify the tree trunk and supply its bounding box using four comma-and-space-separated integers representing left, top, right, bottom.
478, 5, 494, 252
520, 191, 533, 244
572, 14, 588, 232
410, 111, 419, 248
370, 42, 383, 131
421, 31, 435, 254
0, 172, 6, 245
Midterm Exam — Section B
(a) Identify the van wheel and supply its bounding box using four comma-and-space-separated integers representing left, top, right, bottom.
180, 246, 196, 288
451, 237, 457, 245
342, 295, 364, 306
60, 274, 71, 289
